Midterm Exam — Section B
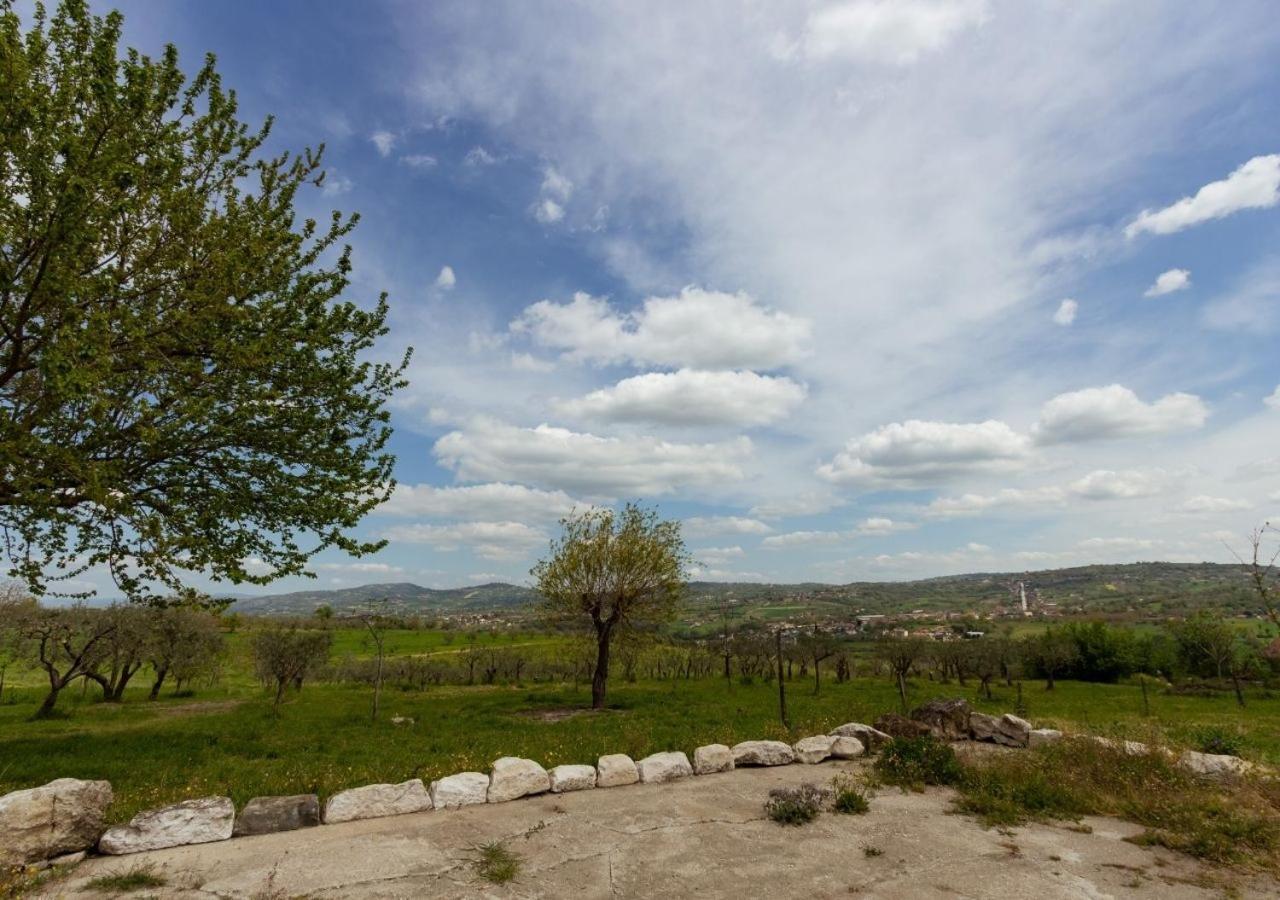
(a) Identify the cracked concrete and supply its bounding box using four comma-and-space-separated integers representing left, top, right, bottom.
34, 760, 1279, 898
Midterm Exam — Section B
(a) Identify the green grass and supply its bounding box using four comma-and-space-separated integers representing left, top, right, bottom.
831, 774, 871, 814
84, 864, 166, 893
474, 842, 521, 884
2, 657, 1278, 825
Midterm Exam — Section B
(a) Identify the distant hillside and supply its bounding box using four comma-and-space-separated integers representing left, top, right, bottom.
228, 561, 1255, 619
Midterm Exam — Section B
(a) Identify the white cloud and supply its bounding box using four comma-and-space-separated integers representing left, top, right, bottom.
1143, 268, 1190, 297
763, 530, 846, 549
465, 146, 498, 166
512, 289, 811, 370
1178, 495, 1252, 514
382, 521, 547, 560
401, 153, 438, 169
1067, 468, 1170, 500
541, 167, 573, 201
856, 516, 913, 535
320, 172, 353, 196
313, 561, 406, 575
683, 516, 773, 538
510, 352, 555, 373
556, 369, 806, 427
925, 486, 1065, 519
533, 198, 565, 223
1034, 385, 1208, 444
435, 265, 456, 289
1077, 537, 1158, 552
1052, 298, 1077, 326
1202, 257, 1280, 333
370, 130, 396, 157
695, 546, 745, 565
749, 493, 844, 519
434, 418, 752, 497
818, 419, 1030, 487
1267, 386, 1280, 410
1126, 154, 1280, 237
800, 0, 989, 66
378, 482, 580, 521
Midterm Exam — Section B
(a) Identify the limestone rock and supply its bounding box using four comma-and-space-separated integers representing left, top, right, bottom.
487, 757, 550, 803
873, 713, 932, 739
829, 722, 891, 751
596, 754, 640, 788
430, 772, 490, 809
692, 744, 734, 775
0, 778, 113, 867
549, 765, 597, 793
830, 736, 866, 759
233, 794, 320, 836
322, 780, 432, 824
1028, 728, 1063, 748
1178, 750, 1254, 778
731, 740, 796, 767
636, 751, 694, 784
970, 712, 1032, 748
909, 697, 972, 741
99, 797, 234, 855
793, 735, 837, 765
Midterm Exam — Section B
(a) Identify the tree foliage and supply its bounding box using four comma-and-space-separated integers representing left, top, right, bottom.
532, 503, 688, 708
0, 1, 408, 602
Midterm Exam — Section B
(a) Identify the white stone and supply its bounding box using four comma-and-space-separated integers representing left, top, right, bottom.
429, 773, 489, 809
98, 797, 233, 855
970, 712, 1032, 748
549, 765, 597, 793
732, 740, 796, 767
322, 780, 432, 824
0, 778, 113, 867
1028, 728, 1063, 748
636, 751, 694, 784
830, 736, 865, 759
793, 735, 837, 765
1178, 750, 1254, 778
487, 757, 550, 803
596, 754, 640, 788
693, 744, 734, 775
829, 722, 891, 751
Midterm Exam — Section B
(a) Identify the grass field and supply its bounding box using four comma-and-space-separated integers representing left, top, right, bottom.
3, 629, 1277, 824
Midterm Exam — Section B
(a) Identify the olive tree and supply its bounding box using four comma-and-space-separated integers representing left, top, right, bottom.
251, 625, 331, 714
0, 1, 408, 603
532, 504, 689, 709
146, 603, 223, 699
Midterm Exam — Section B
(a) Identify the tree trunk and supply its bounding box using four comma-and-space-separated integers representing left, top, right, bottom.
591, 629, 611, 710
1231, 672, 1246, 708
896, 669, 908, 713
149, 667, 168, 700
813, 659, 821, 696
775, 630, 789, 729
1045, 671, 1055, 691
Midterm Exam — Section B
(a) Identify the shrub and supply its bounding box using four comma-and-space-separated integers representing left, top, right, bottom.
832, 775, 871, 815
1192, 725, 1244, 757
874, 736, 963, 789
475, 842, 521, 884
765, 783, 831, 826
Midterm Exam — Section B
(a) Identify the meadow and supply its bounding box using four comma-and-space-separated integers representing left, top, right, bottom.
2, 626, 1277, 824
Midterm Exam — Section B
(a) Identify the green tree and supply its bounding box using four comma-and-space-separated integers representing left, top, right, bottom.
0, 1, 408, 603
532, 504, 689, 709
250, 625, 331, 714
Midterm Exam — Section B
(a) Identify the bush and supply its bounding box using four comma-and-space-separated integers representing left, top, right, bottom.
832, 775, 871, 815
1193, 725, 1244, 757
765, 783, 831, 826
874, 736, 963, 789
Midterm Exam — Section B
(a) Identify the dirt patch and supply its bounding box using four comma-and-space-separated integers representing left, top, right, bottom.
514, 707, 617, 723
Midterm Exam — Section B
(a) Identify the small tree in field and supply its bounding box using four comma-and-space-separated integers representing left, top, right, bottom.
251, 625, 331, 714
146, 604, 224, 699
1029, 627, 1078, 691
532, 504, 689, 710
14, 605, 117, 716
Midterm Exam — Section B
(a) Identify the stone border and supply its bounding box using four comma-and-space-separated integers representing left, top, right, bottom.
1, 702, 1262, 866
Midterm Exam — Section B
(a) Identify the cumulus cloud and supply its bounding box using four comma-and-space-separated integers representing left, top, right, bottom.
370, 130, 396, 157
1177, 495, 1252, 514
799, 0, 989, 65
683, 516, 773, 538
749, 493, 844, 519
556, 369, 806, 426
377, 482, 580, 520
1143, 268, 1190, 297
1033, 385, 1207, 444
818, 419, 1030, 487
435, 265, 456, 289
762, 530, 846, 549
533, 198, 565, 223
1052, 299, 1077, 325
382, 521, 546, 560
695, 546, 745, 565
512, 289, 810, 370
1067, 468, 1170, 500
433, 418, 752, 497
925, 487, 1065, 519
1267, 386, 1280, 410
1126, 154, 1280, 237
465, 146, 498, 166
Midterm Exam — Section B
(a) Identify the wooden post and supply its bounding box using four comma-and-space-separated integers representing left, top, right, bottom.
776, 629, 790, 730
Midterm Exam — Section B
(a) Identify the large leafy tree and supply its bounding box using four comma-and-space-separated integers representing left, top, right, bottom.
533, 504, 688, 709
0, 1, 408, 601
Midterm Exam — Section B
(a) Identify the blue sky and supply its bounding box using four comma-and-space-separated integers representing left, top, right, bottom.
68, 1, 1280, 593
